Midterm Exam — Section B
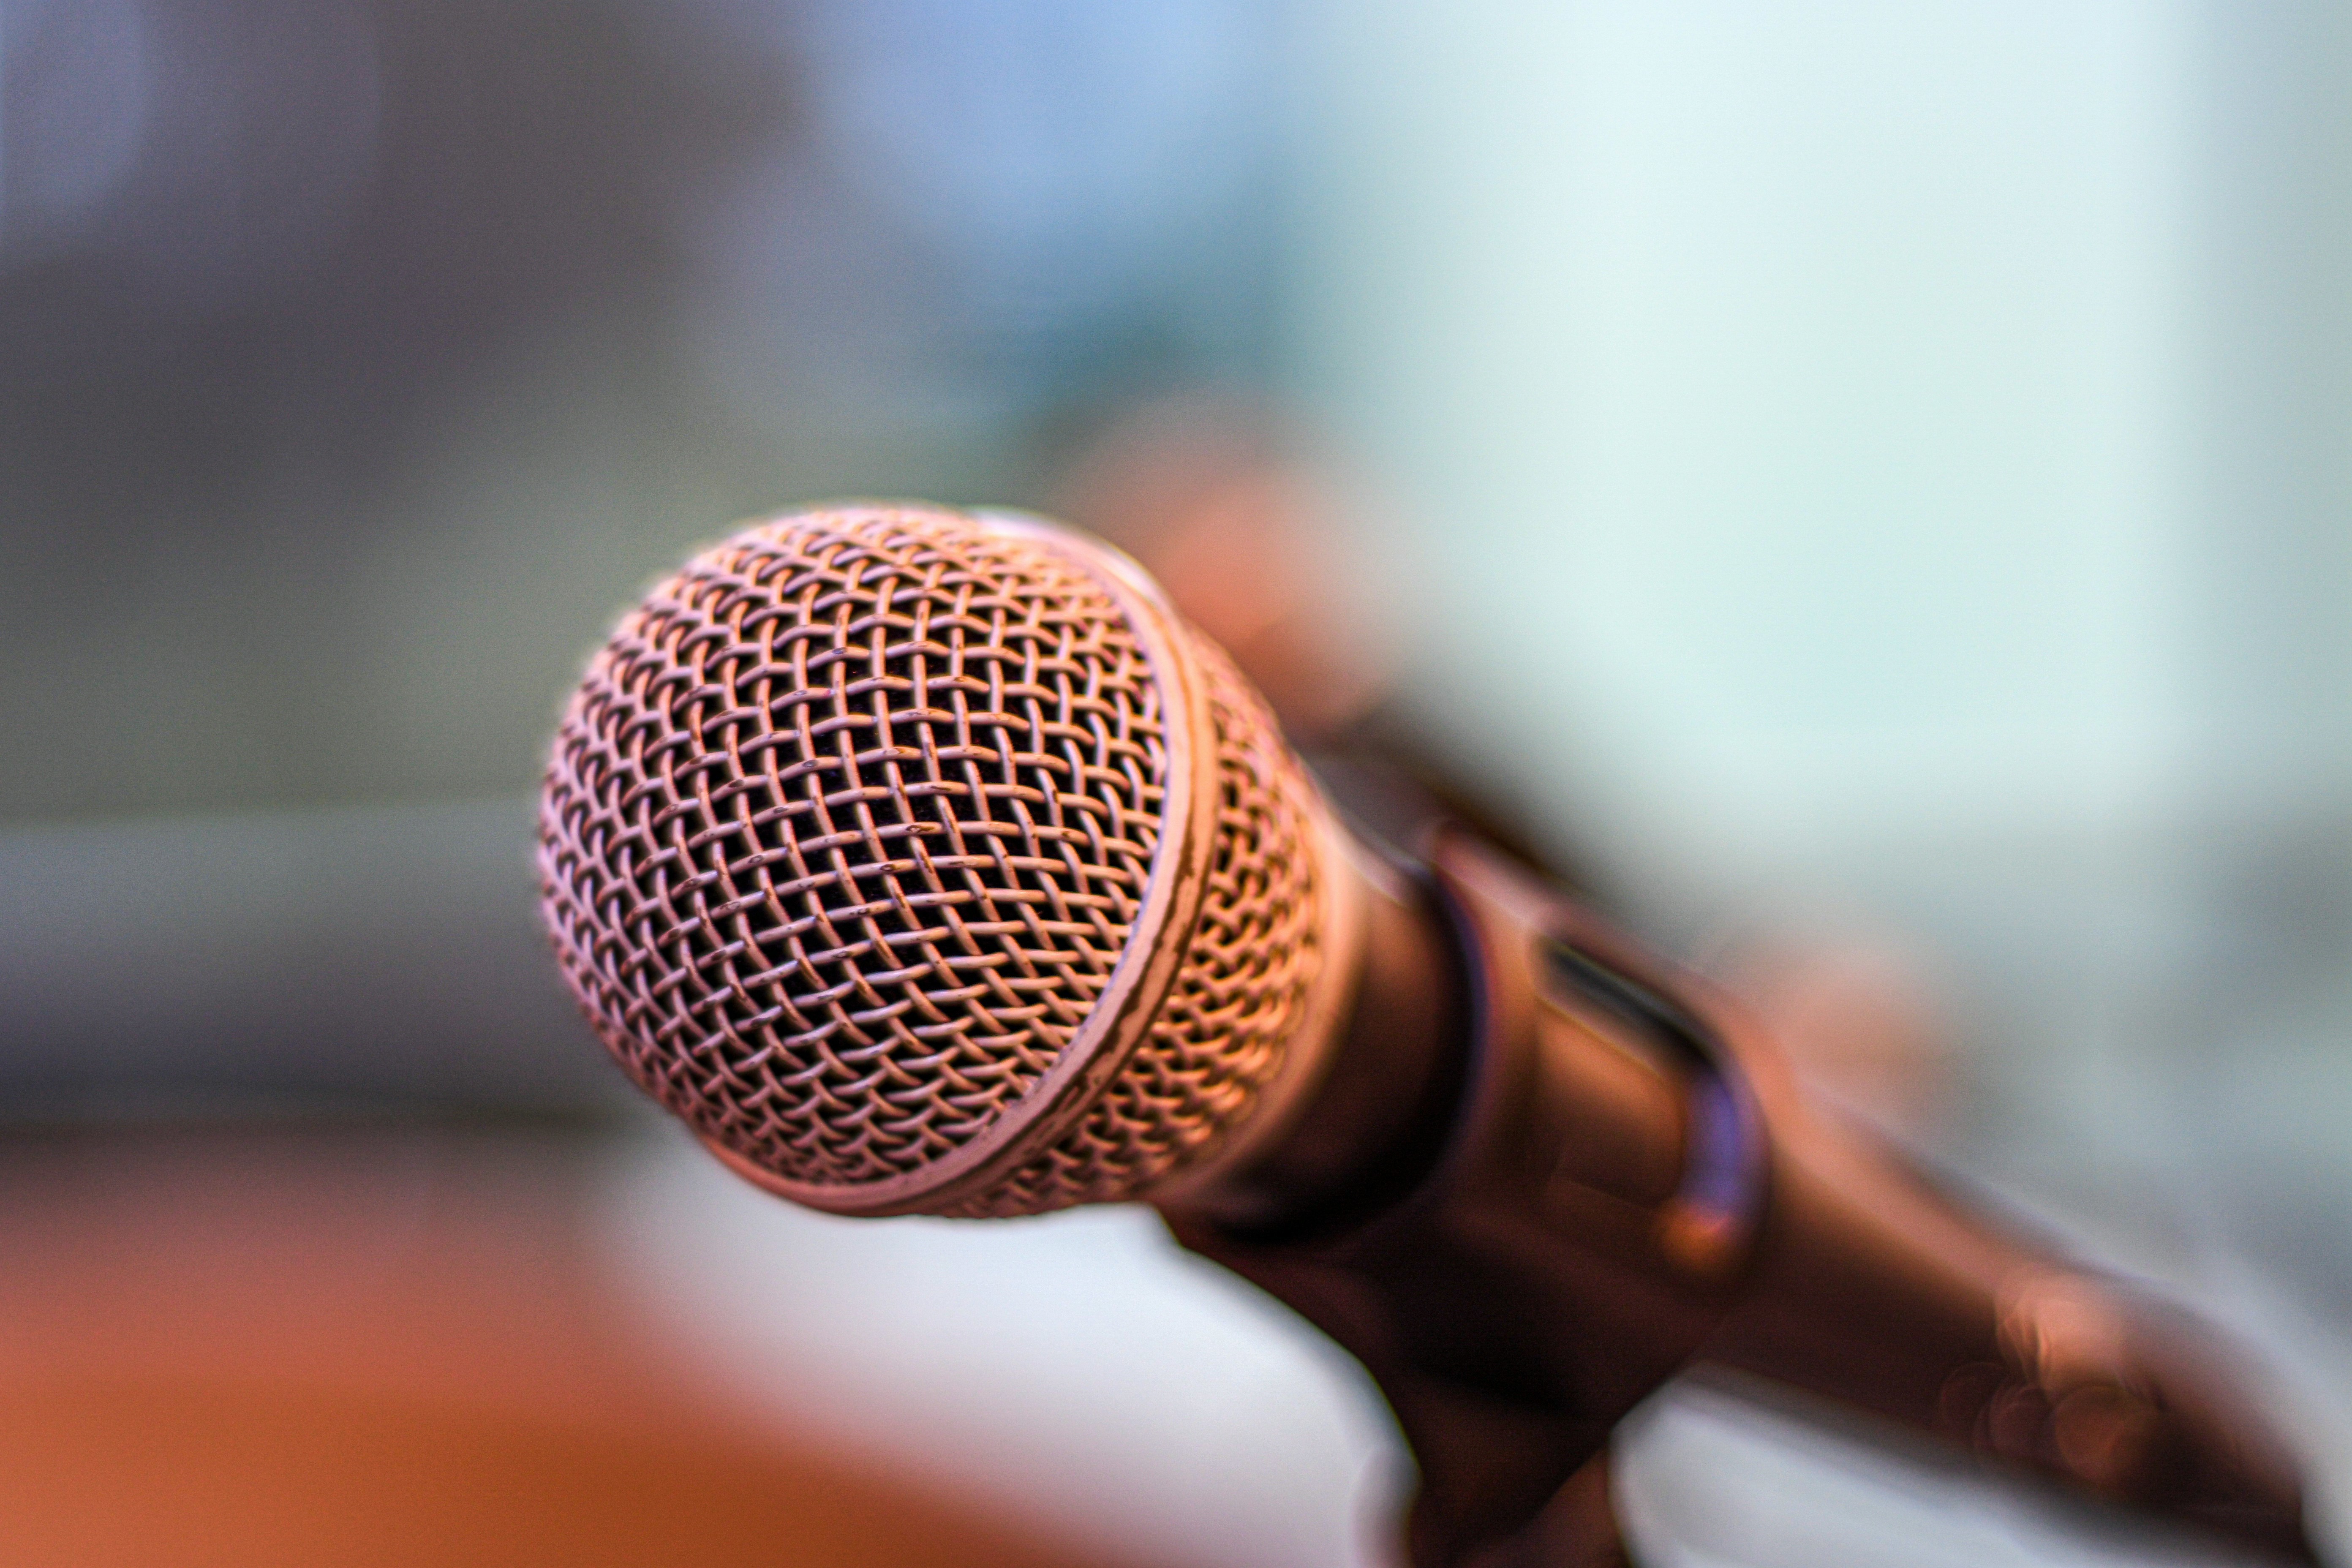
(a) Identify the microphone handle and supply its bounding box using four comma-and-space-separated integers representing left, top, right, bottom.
1163, 833, 2318, 1567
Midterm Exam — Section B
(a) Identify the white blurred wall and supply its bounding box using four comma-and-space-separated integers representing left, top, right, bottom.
1289, 1, 2352, 1195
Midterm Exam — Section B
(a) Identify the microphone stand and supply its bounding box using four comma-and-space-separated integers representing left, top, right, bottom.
1161, 832, 2321, 1568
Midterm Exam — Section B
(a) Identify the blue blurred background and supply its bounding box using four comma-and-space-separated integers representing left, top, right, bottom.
1, 3, 2346, 1565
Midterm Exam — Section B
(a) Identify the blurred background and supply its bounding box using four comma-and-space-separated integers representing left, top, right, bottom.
2, 2, 2347, 1564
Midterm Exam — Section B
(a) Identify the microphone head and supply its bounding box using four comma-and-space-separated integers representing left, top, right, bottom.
537, 504, 1355, 1217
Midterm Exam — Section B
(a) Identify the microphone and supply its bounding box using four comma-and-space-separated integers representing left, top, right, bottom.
537, 503, 2319, 1565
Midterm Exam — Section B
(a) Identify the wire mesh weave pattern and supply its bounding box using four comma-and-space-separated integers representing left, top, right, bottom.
538, 506, 1322, 1212
539, 507, 1168, 1188
948, 638, 1324, 1216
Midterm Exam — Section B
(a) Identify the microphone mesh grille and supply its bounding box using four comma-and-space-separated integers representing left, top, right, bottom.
540, 508, 1168, 1188
952, 641, 1322, 1217
538, 505, 1323, 1214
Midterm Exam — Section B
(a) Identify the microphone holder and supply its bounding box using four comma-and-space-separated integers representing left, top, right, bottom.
1165, 833, 2320, 1568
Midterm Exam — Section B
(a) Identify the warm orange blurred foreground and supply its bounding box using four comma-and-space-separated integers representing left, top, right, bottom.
0, 1127, 1127, 1568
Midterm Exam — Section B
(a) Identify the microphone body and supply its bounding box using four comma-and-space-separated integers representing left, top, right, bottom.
1165, 829, 2317, 1565
538, 504, 2318, 1566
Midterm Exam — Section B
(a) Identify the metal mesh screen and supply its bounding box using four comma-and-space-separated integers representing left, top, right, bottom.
539, 504, 1323, 1213
952, 639, 1324, 1215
